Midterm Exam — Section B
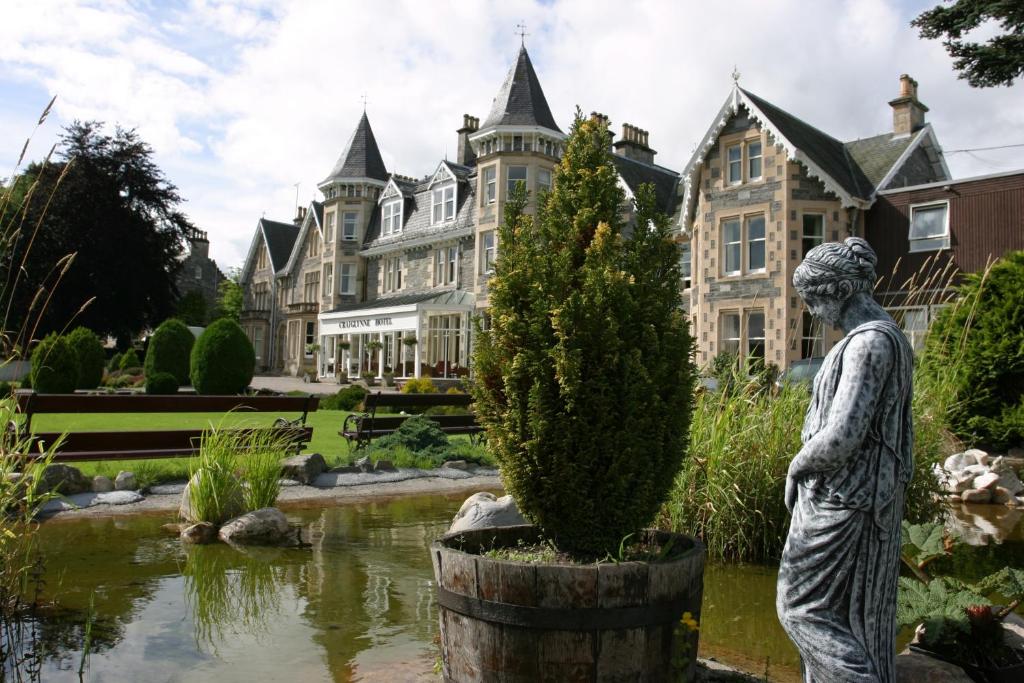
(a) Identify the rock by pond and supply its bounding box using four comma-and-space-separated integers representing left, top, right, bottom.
92, 475, 114, 493
449, 492, 526, 533
280, 453, 326, 484
178, 472, 244, 523
218, 507, 292, 546
38, 464, 90, 495
181, 522, 218, 545
114, 471, 137, 491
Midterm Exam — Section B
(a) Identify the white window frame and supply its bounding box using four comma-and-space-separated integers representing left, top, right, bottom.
537, 168, 552, 195
339, 263, 354, 295
322, 263, 333, 298
342, 212, 358, 241
383, 256, 402, 293
722, 218, 742, 276
746, 310, 765, 360
908, 201, 950, 253
325, 212, 335, 243
746, 215, 766, 273
382, 200, 402, 236
680, 242, 692, 290
432, 184, 456, 225
481, 231, 496, 274
801, 310, 823, 359
720, 311, 741, 356
802, 213, 825, 257
304, 321, 316, 359
484, 166, 496, 204
726, 145, 742, 185
747, 141, 763, 181
507, 166, 527, 198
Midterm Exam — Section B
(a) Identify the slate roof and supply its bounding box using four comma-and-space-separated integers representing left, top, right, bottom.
844, 132, 916, 190
612, 155, 680, 214
482, 46, 562, 133
310, 200, 324, 227
259, 219, 299, 272
323, 112, 388, 183
323, 289, 473, 314
741, 88, 873, 200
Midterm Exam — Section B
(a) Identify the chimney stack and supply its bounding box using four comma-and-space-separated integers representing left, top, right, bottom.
456, 114, 479, 166
294, 205, 306, 225
889, 74, 928, 137
589, 112, 615, 149
189, 229, 210, 259
613, 123, 656, 164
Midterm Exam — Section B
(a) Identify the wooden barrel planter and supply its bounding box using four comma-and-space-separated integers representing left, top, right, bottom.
431, 525, 706, 682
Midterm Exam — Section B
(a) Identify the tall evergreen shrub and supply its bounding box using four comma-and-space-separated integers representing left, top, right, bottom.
190, 319, 255, 395
30, 333, 79, 393
145, 318, 194, 386
472, 114, 696, 555
66, 326, 105, 389
921, 251, 1024, 450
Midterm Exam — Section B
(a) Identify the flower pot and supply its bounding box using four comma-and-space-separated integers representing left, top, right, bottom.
909, 644, 1024, 683
431, 525, 705, 682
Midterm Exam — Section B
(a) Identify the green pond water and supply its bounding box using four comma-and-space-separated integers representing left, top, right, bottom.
21, 496, 1024, 682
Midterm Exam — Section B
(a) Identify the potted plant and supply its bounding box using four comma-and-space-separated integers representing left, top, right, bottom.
360, 370, 377, 387
899, 521, 1024, 682
402, 336, 418, 347
432, 113, 701, 680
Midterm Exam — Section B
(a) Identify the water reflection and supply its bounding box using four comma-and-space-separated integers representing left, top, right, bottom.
947, 502, 1024, 545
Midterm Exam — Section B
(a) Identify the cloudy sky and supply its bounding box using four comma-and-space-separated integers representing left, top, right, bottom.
2, 0, 1021, 270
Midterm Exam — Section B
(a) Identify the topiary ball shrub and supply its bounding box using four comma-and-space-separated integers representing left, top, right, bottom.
921, 250, 1024, 450
471, 114, 696, 556
119, 349, 141, 371
190, 319, 255, 395
145, 371, 179, 395
66, 326, 106, 389
145, 319, 194, 386
30, 333, 79, 393
321, 385, 367, 411
107, 352, 123, 371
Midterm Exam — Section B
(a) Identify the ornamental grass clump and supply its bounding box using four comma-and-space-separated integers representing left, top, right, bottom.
472, 113, 696, 556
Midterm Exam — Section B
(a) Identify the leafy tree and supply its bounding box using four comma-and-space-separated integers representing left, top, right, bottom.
920, 250, 1024, 450
190, 319, 254, 394
66, 326, 106, 389
175, 290, 207, 327
1, 122, 194, 344
30, 333, 78, 393
472, 113, 696, 555
144, 318, 194, 386
213, 268, 243, 322
912, 0, 1024, 87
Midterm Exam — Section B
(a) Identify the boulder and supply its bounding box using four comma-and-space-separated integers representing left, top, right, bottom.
996, 468, 1024, 496
181, 522, 218, 545
179, 472, 244, 523
91, 475, 114, 493
449, 492, 526, 533
354, 456, 373, 473
895, 649, 972, 683
992, 487, 1014, 505
944, 452, 978, 473
974, 472, 1000, 490
963, 448, 989, 461
442, 460, 470, 471
943, 471, 975, 494
329, 465, 360, 474
37, 464, 90, 495
218, 507, 291, 545
374, 459, 396, 472
964, 464, 990, 476
280, 453, 326, 485
161, 523, 187, 536
114, 471, 137, 491
962, 488, 993, 504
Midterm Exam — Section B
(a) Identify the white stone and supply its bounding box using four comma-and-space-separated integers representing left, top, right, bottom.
943, 471, 975, 494
218, 507, 291, 545
114, 471, 137, 491
997, 468, 1024, 495
963, 464, 990, 476
963, 448, 988, 460
961, 488, 993, 504
974, 472, 1000, 490
943, 452, 977, 473
449, 492, 526, 533
91, 475, 114, 493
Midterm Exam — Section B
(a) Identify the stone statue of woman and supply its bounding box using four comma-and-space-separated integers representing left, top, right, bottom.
777, 237, 914, 683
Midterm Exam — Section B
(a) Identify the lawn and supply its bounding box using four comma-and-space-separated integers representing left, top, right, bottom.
31, 409, 487, 487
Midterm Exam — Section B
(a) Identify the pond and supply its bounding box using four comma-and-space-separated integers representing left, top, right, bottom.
18, 496, 1024, 682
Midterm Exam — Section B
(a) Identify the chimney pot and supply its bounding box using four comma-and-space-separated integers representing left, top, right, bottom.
890, 74, 928, 136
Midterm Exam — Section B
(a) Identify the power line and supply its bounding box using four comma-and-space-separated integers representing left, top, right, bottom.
941, 142, 1024, 155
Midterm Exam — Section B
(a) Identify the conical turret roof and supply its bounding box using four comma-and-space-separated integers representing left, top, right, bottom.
481, 46, 561, 133
322, 112, 388, 183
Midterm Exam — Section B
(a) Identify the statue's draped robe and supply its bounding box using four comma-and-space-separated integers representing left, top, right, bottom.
777, 320, 914, 683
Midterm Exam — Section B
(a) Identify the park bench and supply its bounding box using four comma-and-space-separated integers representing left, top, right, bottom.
340, 391, 482, 450
11, 392, 319, 462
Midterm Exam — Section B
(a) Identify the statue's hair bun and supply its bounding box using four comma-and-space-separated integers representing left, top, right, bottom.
845, 237, 877, 270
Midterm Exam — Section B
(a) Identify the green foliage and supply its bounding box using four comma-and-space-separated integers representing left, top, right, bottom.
107, 352, 123, 371
190, 318, 255, 395
144, 371, 179, 395
145, 318, 194, 385
912, 0, 1024, 88
372, 415, 450, 458
320, 385, 366, 411
897, 575, 988, 648
401, 377, 436, 394
176, 290, 207, 326
920, 251, 1024, 451
66, 326, 106, 389
472, 113, 696, 555
902, 521, 947, 569
213, 268, 243, 322
30, 332, 79, 393
118, 348, 141, 371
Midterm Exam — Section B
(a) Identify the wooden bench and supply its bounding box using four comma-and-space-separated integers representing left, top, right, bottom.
340, 391, 482, 451
12, 392, 319, 462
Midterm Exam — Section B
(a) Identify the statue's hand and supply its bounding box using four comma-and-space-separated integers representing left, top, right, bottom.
785, 475, 798, 513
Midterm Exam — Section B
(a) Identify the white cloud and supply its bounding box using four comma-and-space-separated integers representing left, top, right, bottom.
2, 0, 1022, 270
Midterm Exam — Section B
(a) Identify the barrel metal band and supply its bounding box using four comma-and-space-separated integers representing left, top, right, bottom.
436, 586, 687, 631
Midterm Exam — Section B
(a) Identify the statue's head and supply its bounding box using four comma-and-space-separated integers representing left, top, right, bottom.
793, 237, 877, 327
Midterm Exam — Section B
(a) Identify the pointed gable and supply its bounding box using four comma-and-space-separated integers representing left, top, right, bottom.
259, 219, 300, 272
481, 46, 561, 133
322, 112, 388, 183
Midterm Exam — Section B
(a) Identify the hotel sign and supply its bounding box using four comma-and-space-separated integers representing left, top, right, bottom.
320, 311, 418, 334
337, 317, 393, 329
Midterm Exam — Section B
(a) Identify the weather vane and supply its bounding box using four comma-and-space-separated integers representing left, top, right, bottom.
360, 93, 368, 112
515, 21, 529, 46
731, 65, 741, 84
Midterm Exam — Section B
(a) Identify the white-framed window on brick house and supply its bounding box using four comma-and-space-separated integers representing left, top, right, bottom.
383, 256, 402, 293
747, 215, 766, 272
507, 166, 527, 197
339, 263, 354, 295
747, 141, 762, 181
484, 166, 496, 204
802, 213, 825, 256
746, 310, 765, 360
720, 312, 741, 355
434, 246, 459, 286
721, 214, 766, 276
325, 212, 335, 243
726, 145, 742, 185
723, 219, 742, 275
801, 311, 823, 358
322, 264, 333, 297
537, 168, 552, 194
481, 231, 496, 274
342, 212, 358, 241
432, 185, 456, 224
304, 321, 316, 358
680, 242, 692, 290
909, 201, 950, 252
382, 200, 402, 236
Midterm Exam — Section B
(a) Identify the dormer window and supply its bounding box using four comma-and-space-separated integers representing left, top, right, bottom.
432, 185, 456, 224
382, 199, 403, 236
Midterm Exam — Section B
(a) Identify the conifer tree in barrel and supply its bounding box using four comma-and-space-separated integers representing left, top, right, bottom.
472, 112, 696, 555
